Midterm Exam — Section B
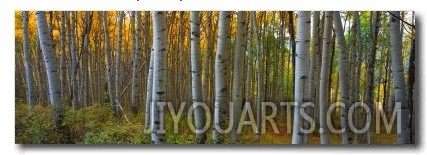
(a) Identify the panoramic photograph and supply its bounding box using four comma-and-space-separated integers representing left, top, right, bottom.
15, 11, 416, 144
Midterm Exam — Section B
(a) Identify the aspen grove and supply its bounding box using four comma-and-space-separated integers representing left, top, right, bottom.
15, 11, 416, 144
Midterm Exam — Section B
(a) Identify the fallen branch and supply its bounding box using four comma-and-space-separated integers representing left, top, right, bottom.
117, 104, 131, 124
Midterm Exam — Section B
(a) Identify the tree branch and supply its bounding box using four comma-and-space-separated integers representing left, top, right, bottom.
388, 11, 415, 29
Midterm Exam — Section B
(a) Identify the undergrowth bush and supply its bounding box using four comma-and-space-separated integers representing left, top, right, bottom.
16, 101, 150, 144
15, 101, 58, 144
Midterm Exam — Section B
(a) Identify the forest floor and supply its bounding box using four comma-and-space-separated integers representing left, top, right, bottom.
15, 99, 397, 144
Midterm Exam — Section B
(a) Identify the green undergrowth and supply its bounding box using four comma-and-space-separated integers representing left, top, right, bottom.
15, 100, 396, 144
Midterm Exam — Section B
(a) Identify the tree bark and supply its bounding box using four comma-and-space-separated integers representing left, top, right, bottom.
231, 11, 247, 143
319, 11, 333, 144
102, 11, 115, 109
80, 12, 93, 107
59, 11, 66, 104
305, 11, 320, 144
69, 12, 78, 111
115, 11, 124, 117
151, 11, 168, 144
292, 11, 311, 144
212, 11, 231, 144
36, 11, 64, 142
389, 11, 410, 144
145, 51, 154, 129
131, 11, 142, 114
190, 11, 207, 144
22, 11, 35, 109
353, 11, 363, 144
333, 11, 352, 144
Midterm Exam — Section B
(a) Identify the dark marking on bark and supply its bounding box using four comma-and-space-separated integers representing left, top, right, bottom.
192, 31, 200, 37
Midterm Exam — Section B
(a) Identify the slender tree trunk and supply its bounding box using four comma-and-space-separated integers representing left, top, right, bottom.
145, 51, 154, 129
230, 11, 247, 143
288, 11, 296, 99
36, 11, 64, 142
80, 12, 93, 107
407, 12, 416, 144
279, 12, 286, 123
319, 11, 333, 144
251, 11, 263, 142
151, 11, 168, 144
69, 12, 78, 111
408, 37, 415, 144
144, 12, 152, 127
115, 11, 124, 117
389, 11, 410, 144
59, 11, 66, 104
202, 12, 212, 107
383, 53, 391, 114
190, 11, 207, 144
22, 11, 35, 109
102, 11, 115, 108
364, 11, 380, 144
245, 18, 253, 119
178, 12, 184, 106
212, 11, 231, 144
304, 11, 319, 144
131, 11, 142, 114
333, 11, 352, 144
292, 11, 311, 144
353, 11, 363, 144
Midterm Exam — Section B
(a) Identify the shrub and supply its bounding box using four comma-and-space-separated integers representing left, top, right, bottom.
15, 102, 58, 144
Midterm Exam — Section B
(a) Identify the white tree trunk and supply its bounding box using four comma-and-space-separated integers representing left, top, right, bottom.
333, 11, 351, 144
102, 11, 115, 108
318, 11, 333, 144
115, 11, 124, 117
131, 11, 141, 114
231, 11, 247, 143
145, 51, 154, 129
22, 11, 35, 109
151, 11, 168, 144
305, 11, 320, 144
389, 11, 410, 144
190, 11, 207, 144
212, 11, 231, 144
36, 11, 64, 138
292, 11, 311, 144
